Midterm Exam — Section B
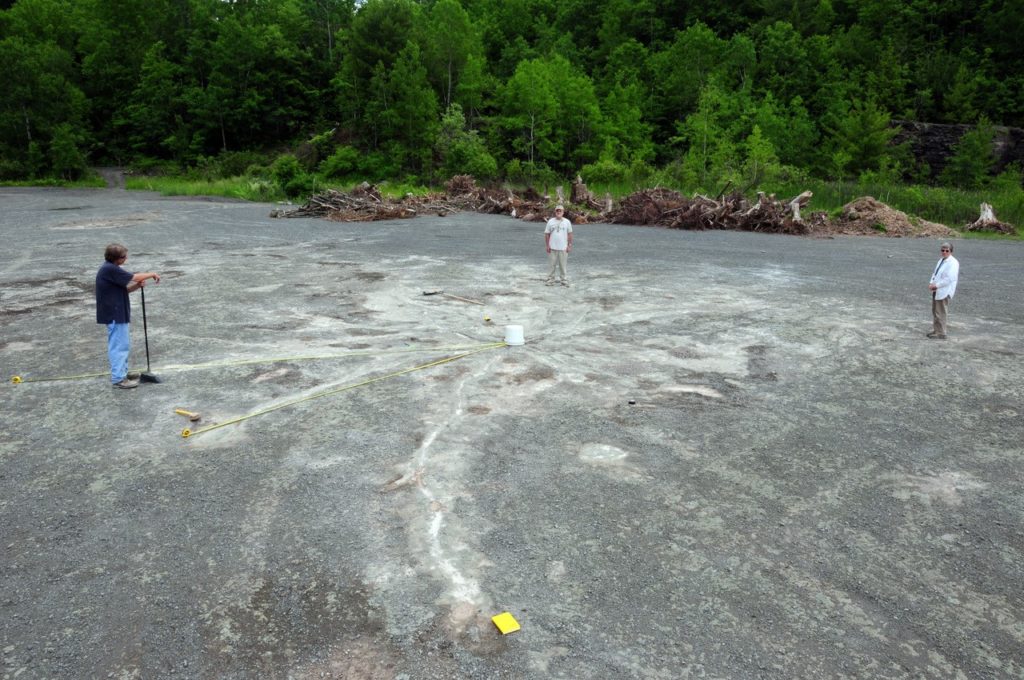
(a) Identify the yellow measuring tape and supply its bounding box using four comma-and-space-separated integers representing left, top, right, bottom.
181, 342, 506, 439
9, 342, 503, 385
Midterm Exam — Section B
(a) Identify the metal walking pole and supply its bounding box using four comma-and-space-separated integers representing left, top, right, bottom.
139, 286, 161, 383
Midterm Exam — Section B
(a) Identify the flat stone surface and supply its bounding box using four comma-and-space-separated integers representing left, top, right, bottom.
1, 187, 1023, 679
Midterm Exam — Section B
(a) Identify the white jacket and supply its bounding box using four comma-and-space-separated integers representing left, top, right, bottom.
930, 255, 959, 300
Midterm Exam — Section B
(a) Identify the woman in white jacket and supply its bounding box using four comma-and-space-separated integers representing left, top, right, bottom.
928, 242, 959, 339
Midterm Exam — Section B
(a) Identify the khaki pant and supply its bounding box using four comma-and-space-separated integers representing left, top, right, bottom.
546, 250, 568, 282
932, 295, 949, 335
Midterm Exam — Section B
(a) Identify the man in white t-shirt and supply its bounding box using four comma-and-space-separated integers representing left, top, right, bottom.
544, 205, 573, 286
927, 241, 959, 339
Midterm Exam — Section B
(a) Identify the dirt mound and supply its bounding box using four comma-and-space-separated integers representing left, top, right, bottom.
834, 197, 957, 237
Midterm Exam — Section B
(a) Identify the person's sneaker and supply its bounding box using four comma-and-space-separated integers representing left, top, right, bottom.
545, 280, 555, 286
560, 280, 570, 287
926, 332, 947, 340
127, 371, 141, 380
113, 378, 140, 389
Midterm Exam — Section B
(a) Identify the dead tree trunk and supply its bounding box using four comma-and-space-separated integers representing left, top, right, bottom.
786, 191, 813, 221
966, 202, 1016, 234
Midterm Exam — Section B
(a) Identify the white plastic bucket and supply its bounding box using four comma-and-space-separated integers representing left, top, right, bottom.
504, 324, 525, 346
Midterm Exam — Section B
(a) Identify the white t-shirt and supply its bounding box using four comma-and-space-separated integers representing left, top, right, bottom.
545, 217, 572, 251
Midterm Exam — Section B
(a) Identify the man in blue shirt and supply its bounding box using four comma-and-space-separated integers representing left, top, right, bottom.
95, 243, 161, 389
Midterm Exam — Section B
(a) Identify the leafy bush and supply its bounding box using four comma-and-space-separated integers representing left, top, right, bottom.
218, 151, 266, 178
442, 139, 497, 180
270, 154, 303, 187
319, 146, 360, 179
356, 150, 401, 181
580, 157, 630, 184
283, 173, 316, 198
128, 157, 180, 176
435, 105, 498, 181
0, 157, 28, 180
49, 125, 87, 180
991, 162, 1023, 192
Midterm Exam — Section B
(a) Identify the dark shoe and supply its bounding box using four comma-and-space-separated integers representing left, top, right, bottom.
113, 378, 140, 389
926, 333, 947, 340
127, 371, 141, 380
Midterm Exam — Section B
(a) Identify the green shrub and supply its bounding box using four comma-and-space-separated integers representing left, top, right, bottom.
218, 151, 266, 178
283, 172, 316, 198
580, 157, 630, 185
129, 157, 180, 176
0, 157, 27, 181
270, 154, 303, 187
441, 139, 498, 180
319, 146, 360, 179
357, 150, 401, 181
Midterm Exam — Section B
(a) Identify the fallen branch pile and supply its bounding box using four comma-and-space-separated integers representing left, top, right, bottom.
272, 175, 965, 238
605, 188, 821, 234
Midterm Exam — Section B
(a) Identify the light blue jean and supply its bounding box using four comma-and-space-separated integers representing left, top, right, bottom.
106, 322, 131, 383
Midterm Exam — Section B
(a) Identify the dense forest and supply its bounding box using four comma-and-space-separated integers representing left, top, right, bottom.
2, 0, 1022, 193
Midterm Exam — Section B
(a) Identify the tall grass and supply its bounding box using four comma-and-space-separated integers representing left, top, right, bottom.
0, 176, 107, 189
774, 179, 1024, 233
125, 175, 285, 202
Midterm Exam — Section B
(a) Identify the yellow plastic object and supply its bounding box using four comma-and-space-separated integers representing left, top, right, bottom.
11, 376, 22, 384
181, 428, 192, 438
491, 612, 521, 635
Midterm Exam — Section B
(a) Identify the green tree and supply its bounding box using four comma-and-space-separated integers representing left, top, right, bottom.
361, 41, 438, 177
1, 0, 80, 52
748, 92, 817, 168
943, 63, 981, 124
116, 42, 184, 158
340, 0, 418, 86
453, 53, 491, 127
600, 82, 654, 164
435, 104, 498, 180
0, 36, 86, 174
821, 99, 897, 178
672, 81, 744, 190
649, 22, 730, 135
497, 55, 603, 174
497, 58, 559, 169
333, 0, 418, 135
741, 124, 781, 189
386, 41, 439, 176
49, 123, 87, 179
939, 118, 997, 189
422, 0, 480, 110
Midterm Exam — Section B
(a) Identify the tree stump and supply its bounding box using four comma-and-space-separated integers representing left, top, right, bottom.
786, 191, 813, 221
965, 202, 1016, 234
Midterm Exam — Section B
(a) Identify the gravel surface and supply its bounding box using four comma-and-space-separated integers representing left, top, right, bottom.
1, 187, 1023, 679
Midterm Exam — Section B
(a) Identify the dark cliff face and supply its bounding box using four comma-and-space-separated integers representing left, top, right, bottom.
892, 120, 1024, 178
